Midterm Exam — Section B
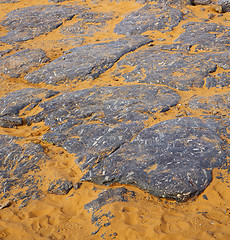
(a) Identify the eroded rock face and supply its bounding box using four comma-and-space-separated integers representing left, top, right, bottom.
25, 85, 180, 170
114, 5, 183, 35
0, 88, 59, 128
25, 37, 152, 85
0, 135, 48, 207
82, 117, 227, 202
175, 22, 230, 52
0, 49, 49, 78
188, 92, 230, 112
111, 46, 230, 90
0, 5, 84, 44
85, 187, 136, 236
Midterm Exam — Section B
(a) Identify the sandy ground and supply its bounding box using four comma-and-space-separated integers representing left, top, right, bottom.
0, 0, 230, 239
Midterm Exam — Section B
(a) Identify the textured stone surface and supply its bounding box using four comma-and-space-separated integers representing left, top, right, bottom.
112, 46, 230, 90
175, 22, 230, 52
188, 92, 230, 113
0, 49, 49, 78
213, 0, 230, 12
0, 88, 59, 128
114, 4, 183, 35
25, 85, 180, 171
0, 135, 48, 206
85, 187, 135, 236
48, 179, 73, 195
60, 11, 113, 44
25, 37, 152, 85
82, 117, 227, 202
0, 5, 83, 44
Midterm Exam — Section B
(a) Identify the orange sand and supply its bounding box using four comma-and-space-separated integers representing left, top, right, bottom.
0, 0, 230, 239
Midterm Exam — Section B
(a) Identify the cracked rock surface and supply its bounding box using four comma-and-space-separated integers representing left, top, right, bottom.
25, 37, 152, 85
82, 117, 227, 202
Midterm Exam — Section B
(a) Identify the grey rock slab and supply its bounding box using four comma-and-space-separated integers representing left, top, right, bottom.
0, 49, 49, 78
25, 85, 180, 171
61, 11, 113, 40
81, 117, 228, 202
206, 71, 230, 89
114, 4, 183, 36
85, 187, 135, 236
175, 22, 230, 52
188, 92, 230, 113
47, 179, 73, 195
213, 0, 230, 12
0, 0, 18, 3
112, 46, 230, 90
0, 135, 48, 205
24, 36, 153, 85
0, 88, 59, 128
0, 5, 84, 44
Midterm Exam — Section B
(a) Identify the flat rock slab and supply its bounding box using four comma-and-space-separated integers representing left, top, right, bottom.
25, 85, 180, 170
0, 49, 49, 78
0, 4, 83, 44
112, 46, 230, 90
188, 92, 230, 113
85, 187, 135, 236
25, 36, 152, 85
0, 135, 48, 207
114, 4, 183, 35
175, 22, 230, 52
60, 11, 113, 45
82, 117, 227, 202
0, 88, 59, 128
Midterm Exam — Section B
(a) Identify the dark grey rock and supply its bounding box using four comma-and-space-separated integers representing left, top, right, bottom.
114, 4, 183, 36
0, 0, 18, 3
206, 71, 230, 89
24, 36, 152, 85
25, 85, 180, 171
85, 187, 135, 236
192, 0, 211, 5
189, 92, 230, 142
81, 117, 228, 202
188, 92, 230, 113
156, 0, 192, 5
0, 88, 59, 128
48, 179, 73, 195
0, 135, 48, 204
0, 49, 49, 78
0, 5, 84, 44
213, 0, 230, 12
61, 11, 113, 42
0, 116, 23, 128
0, 48, 12, 58
112, 46, 230, 90
175, 22, 230, 52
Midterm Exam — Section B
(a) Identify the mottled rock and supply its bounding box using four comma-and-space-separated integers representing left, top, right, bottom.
175, 22, 230, 52
0, 49, 49, 78
82, 117, 227, 202
112, 46, 230, 90
25, 37, 152, 85
0, 5, 83, 44
85, 187, 135, 236
213, 0, 230, 12
206, 71, 230, 89
192, 0, 211, 5
0, 0, 18, 3
188, 92, 230, 113
25, 85, 180, 171
0, 135, 48, 204
61, 11, 113, 43
48, 179, 73, 195
0, 88, 59, 128
0, 49, 12, 58
114, 4, 183, 35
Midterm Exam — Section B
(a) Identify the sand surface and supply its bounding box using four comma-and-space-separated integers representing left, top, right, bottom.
0, 0, 230, 239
